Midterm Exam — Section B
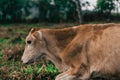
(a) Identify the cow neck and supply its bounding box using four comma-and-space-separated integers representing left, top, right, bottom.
41, 31, 65, 71
49, 27, 77, 50
41, 28, 76, 72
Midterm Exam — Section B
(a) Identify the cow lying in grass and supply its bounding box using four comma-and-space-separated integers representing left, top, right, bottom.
21, 24, 120, 80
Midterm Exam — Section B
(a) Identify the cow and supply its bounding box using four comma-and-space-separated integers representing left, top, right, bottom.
21, 23, 120, 80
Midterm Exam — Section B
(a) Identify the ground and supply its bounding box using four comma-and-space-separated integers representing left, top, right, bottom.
0, 23, 76, 80
0, 23, 119, 80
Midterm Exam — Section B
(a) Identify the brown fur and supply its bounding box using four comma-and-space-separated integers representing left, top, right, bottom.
21, 23, 120, 80
46, 28, 78, 49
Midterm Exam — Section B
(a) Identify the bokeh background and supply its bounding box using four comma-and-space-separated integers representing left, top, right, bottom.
0, 0, 120, 23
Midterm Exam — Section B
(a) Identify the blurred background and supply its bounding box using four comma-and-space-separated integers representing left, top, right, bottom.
0, 0, 120, 24
0, 0, 120, 80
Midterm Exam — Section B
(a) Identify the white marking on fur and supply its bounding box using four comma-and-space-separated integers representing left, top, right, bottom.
27, 45, 33, 49
37, 31, 42, 39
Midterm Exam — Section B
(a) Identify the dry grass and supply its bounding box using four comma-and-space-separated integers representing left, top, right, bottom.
0, 23, 61, 80
0, 23, 120, 80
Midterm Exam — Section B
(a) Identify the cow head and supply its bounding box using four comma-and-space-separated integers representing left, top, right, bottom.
21, 28, 47, 64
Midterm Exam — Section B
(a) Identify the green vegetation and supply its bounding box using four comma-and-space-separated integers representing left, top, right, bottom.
0, 0, 120, 23
0, 50, 2, 59
0, 23, 77, 80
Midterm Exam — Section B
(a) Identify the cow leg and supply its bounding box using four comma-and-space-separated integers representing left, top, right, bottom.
55, 68, 78, 80
55, 66, 90, 80
55, 73, 76, 80
55, 70, 90, 80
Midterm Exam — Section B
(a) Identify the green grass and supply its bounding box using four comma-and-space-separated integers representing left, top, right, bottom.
0, 23, 81, 80
0, 41, 58, 80
0, 38, 9, 44
0, 24, 64, 80
0, 50, 2, 59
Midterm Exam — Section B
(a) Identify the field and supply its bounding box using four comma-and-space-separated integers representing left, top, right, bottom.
0, 23, 120, 80
0, 23, 76, 80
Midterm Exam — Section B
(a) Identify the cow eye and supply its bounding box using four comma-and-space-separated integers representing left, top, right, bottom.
27, 40, 32, 44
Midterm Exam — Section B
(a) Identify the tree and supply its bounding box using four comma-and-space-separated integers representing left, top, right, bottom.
115, 0, 120, 16
38, 0, 77, 22
0, 0, 25, 22
74, 0, 83, 24
97, 0, 115, 15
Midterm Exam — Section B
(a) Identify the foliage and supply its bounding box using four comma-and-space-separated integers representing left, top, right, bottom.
37, 0, 77, 22
0, 0, 77, 23
0, 0, 25, 22
0, 0, 120, 23
96, 0, 115, 14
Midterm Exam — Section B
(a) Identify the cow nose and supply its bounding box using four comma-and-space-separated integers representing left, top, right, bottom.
21, 56, 27, 64
22, 60, 28, 64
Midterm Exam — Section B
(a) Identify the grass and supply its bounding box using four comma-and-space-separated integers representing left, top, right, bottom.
1, 23, 120, 80
0, 23, 74, 80
0, 50, 2, 60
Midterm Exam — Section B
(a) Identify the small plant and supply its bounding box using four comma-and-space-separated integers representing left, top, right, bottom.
45, 64, 58, 73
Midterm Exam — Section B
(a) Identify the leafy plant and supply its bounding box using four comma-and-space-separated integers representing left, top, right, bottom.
97, 0, 115, 14
0, 0, 25, 22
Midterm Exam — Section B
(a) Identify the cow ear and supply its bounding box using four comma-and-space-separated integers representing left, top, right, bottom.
30, 28, 36, 33
30, 28, 40, 34
33, 31, 43, 41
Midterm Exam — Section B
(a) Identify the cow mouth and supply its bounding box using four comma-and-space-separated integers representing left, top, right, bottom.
24, 59, 34, 64
24, 53, 46, 64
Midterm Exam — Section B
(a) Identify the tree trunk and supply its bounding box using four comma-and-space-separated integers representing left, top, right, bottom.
74, 0, 83, 24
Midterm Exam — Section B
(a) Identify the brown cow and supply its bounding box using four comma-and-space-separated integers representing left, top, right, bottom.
21, 23, 120, 80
